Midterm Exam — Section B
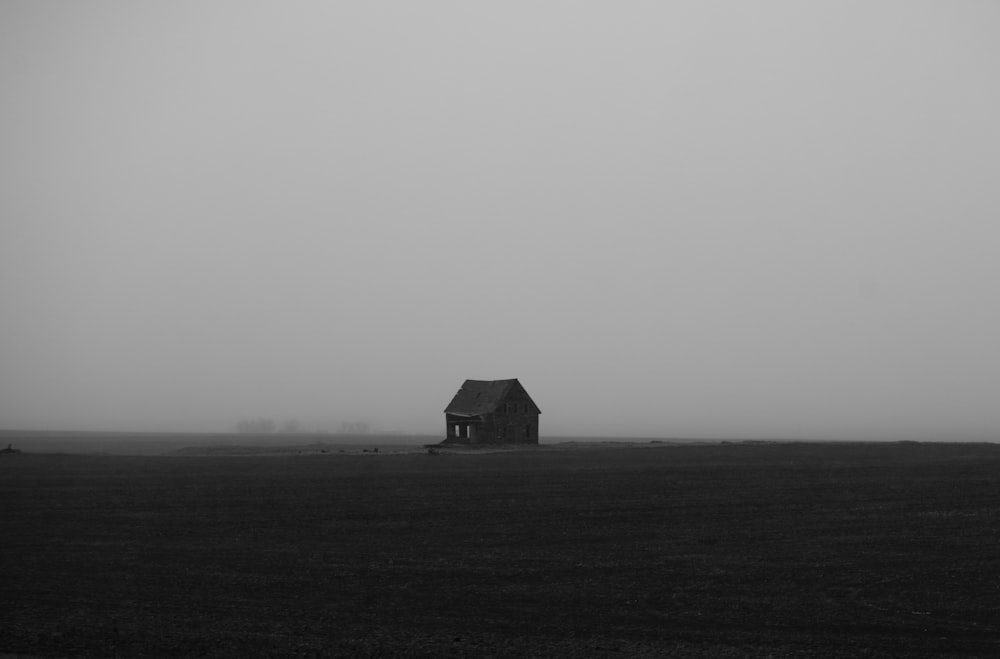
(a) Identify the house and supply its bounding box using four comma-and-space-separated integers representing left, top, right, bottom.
444, 379, 540, 444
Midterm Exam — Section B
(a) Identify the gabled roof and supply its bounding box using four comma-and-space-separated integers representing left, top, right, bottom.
445, 379, 538, 416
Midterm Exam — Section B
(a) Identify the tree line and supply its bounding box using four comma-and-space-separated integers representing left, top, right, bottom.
235, 419, 370, 434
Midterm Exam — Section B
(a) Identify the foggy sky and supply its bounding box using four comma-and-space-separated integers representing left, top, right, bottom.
2, 2, 999, 439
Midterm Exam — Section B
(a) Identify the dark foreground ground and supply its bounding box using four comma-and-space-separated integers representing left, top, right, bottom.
3, 441, 1000, 657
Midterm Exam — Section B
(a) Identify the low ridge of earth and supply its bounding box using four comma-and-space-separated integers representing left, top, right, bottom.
3, 441, 999, 657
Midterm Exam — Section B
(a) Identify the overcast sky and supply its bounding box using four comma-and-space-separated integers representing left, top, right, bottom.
2, 2, 999, 439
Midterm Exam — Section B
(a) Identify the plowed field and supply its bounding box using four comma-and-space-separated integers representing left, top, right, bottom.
3, 441, 999, 657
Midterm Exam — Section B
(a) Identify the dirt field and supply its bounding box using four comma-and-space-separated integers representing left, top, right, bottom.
3, 441, 999, 657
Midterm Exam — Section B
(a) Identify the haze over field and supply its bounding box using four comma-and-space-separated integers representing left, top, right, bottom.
2, 2, 999, 440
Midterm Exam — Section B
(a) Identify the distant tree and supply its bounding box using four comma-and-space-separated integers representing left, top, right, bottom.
339, 421, 370, 435
281, 419, 300, 434
237, 418, 277, 433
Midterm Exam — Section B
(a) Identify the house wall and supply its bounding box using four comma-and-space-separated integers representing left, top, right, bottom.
445, 411, 538, 444
476, 414, 497, 444
494, 405, 539, 444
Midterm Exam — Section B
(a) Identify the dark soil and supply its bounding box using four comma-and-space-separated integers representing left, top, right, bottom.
3, 441, 1000, 657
